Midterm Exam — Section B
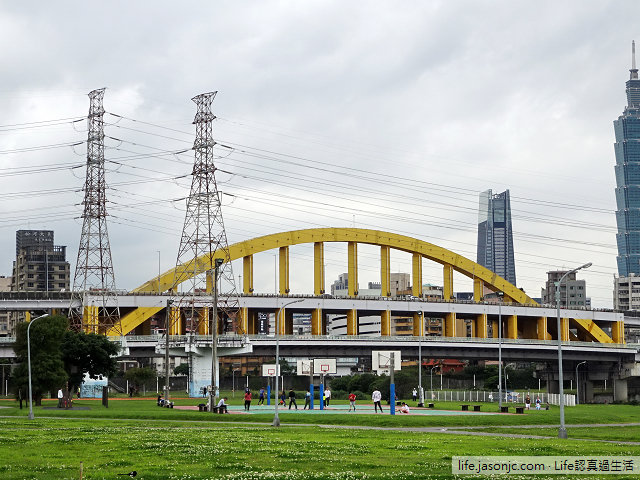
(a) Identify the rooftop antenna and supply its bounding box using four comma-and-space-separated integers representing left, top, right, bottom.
631, 40, 638, 79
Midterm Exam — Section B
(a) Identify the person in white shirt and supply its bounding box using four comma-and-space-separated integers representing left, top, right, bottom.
372, 389, 383, 413
216, 397, 229, 414
400, 402, 410, 414
324, 388, 331, 406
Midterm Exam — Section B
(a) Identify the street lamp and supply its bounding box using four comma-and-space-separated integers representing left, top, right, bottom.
556, 262, 591, 439
430, 366, 438, 396
272, 298, 304, 427
497, 292, 503, 410
576, 361, 586, 405
27, 313, 51, 420
210, 258, 224, 414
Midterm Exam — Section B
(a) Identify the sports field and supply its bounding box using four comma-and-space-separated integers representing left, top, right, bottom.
0, 396, 638, 479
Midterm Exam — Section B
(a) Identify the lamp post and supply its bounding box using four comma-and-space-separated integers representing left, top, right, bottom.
576, 361, 586, 405
498, 292, 503, 410
27, 313, 51, 420
273, 298, 304, 427
418, 333, 424, 407
210, 258, 224, 414
430, 366, 438, 396
556, 262, 591, 439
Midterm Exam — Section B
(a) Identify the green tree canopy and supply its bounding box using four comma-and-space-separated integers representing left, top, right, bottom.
13, 315, 68, 405
174, 363, 189, 376
61, 331, 120, 391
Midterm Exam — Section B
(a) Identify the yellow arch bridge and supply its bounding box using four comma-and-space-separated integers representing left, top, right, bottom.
103, 228, 623, 344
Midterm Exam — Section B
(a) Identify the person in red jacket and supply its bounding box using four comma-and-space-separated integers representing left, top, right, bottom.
348, 392, 357, 412
244, 389, 252, 411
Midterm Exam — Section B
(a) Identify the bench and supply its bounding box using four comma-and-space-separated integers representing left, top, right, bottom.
460, 404, 469, 411
515, 406, 524, 414
500, 406, 509, 413
428, 403, 435, 409
473, 405, 481, 412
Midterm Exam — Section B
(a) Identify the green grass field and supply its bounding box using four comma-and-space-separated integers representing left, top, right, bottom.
0, 396, 638, 479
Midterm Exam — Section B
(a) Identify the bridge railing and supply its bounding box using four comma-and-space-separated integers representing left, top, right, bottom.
107, 333, 635, 350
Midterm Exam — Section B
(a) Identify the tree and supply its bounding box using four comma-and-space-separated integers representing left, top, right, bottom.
13, 315, 68, 405
61, 331, 120, 393
174, 363, 189, 376
278, 358, 295, 375
124, 367, 156, 394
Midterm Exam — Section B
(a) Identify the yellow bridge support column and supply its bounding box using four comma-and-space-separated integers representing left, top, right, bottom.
311, 309, 323, 335
560, 318, 569, 341
612, 321, 625, 344
491, 318, 499, 338
348, 242, 358, 297
444, 312, 456, 337
381, 310, 391, 336
346, 309, 358, 335
243, 255, 254, 295
279, 246, 290, 295
506, 315, 518, 339
412, 253, 423, 298
276, 309, 287, 335
83, 305, 99, 334
199, 308, 210, 335
169, 306, 182, 335
475, 314, 488, 339
412, 312, 424, 336
236, 307, 248, 336
381, 246, 391, 296
443, 264, 453, 301
536, 317, 548, 340
473, 278, 484, 302
314, 242, 325, 295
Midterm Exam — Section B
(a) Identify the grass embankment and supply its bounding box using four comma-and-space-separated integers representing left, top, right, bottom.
0, 416, 639, 480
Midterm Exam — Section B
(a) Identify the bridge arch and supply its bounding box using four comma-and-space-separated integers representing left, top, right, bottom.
138, 227, 535, 304
109, 228, 619, 344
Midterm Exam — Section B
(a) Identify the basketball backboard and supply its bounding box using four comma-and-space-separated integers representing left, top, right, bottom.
261, 364, 280, 377
296, 359, 313, 376
313, 358, 337, 375
372, 350, 401, 374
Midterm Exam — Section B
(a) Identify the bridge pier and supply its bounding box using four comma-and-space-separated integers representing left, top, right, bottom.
614, 379, 628, 402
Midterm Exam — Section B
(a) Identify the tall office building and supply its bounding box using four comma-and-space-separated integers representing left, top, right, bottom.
615, 41, 640, 277
11, 230, 70, 293
477, 189, 517, 285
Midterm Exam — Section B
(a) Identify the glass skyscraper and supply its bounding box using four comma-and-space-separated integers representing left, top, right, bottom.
614, 41, 640, 276
477, 189, 517, 285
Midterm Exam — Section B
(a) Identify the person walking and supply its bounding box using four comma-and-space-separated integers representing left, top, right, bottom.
412, 388, 418, 402
372, 388, 383, 413
258, 387, 265, 405
303, 390, 311, 410
279, 390, 286, 406
244, 389, 252, 411
324, 388, 331, 406
525, 395, 531, 410
348, 392, 357, 412
288, 389, 298, 410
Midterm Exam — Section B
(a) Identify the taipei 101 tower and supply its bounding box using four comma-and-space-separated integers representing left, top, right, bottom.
614, 41, 640, 278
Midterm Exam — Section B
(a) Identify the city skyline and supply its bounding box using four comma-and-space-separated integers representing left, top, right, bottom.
0, 2, 638, 308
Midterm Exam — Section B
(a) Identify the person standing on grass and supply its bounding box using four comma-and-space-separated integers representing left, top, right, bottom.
525, 395, 531, 410
324, 388, 331, 406
372, 388, 383, 413
412, 388, 417, 402
303, 390, 311, 410
535, 397, 541, 410
258, 387, 265, 405
348, 392, 357, 412
244, 389, 252, 411
57, 388, 64, 408
288, 389, 298, 410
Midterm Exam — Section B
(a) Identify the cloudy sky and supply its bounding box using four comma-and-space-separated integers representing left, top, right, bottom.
1, 1, 638, 308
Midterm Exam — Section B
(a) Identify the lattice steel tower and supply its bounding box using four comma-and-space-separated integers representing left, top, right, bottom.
171, 91, 238, 335
71, 88, 120, 333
